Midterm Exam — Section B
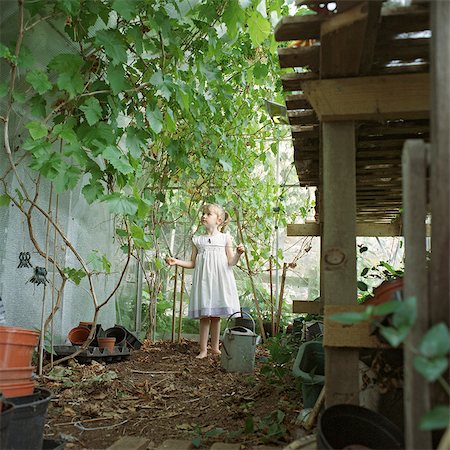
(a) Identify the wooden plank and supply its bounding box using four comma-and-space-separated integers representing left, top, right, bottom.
322, 122, 359, 407
287, 222, 403, 236
402, 139, 432, 450
320, 2, 374, 77
288, 109, 318, 125
374, 38, 429, 64
379, 6, 430, 38
274, 15, 323, 41
302, 73, 430, 121
430, 0, 450, 432
277, 45, 320, 70
285, 94, 311, 110
107, 436, 151, 450
359, 1, 383, 74
323, 305, 387, 348
292, 300, 323, 314
291, 124, 319, 139
281, 72, 319, 91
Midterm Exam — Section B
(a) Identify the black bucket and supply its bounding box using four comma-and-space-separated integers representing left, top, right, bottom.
5, 387, 52, 450
317, 404, 404, 450
105, 326, 126, 347
0, 398, 15, 449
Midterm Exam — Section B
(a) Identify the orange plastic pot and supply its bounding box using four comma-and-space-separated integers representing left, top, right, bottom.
97, 337, 116, 352
0, 327, 39, 369
367, 278, 404, 306
0, 366, 34, 382
0, 380, 35, 398
68, 326, 90, 345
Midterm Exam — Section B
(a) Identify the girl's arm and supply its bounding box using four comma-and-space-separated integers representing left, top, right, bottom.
225, 236, 244, 266
166, 244, 197, 269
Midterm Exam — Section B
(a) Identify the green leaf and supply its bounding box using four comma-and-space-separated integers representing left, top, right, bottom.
80, 97, 102, 125
357, 281, 368, 292
82, 181, 104, 204
112, 0, 137, 20
247, 11, 271, 47
58, 0, 81, 16
102, 193, 139, 215
107, 64, 129, 95
126, 127, 147, 159
29, 95, 46, 118
379, 325, 410, 348
26, 122, 48, 140
53, 165, 82, 192
330, 311, 369, 325
222, 0, 245, 39
103, 146, 134, 174
419, 406, 450, 430
164, 108, 177, 133
372, 300, 403, 317
0, 194, 10, 206
95, 29, 128, 66
414, 355, 448, 382
63, 267, 86, 285
419, 322, 450, 358
26, 70, 52, 94
253, 63, 269, 80
219, 158, 232, 172
48, 54, 84, 98
146, 106, 163, 134
12, 90, 26, 103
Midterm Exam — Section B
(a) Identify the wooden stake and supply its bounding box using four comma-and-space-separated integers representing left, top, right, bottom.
269, 256, 274, 336
303, 385, 325, 431
171, 266, 178, 343
275, 262, 288, 334
235, 209, 267, 342
177, 268, 185, 343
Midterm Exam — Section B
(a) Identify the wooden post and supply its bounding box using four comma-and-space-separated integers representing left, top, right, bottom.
322, 122, 359, 407
177, 268, 185, 343
430, 0, 450, 420
269, 256, 275, 336
171, 266, 178, 343
275, 262, 288, 334
402, 139, 432, 450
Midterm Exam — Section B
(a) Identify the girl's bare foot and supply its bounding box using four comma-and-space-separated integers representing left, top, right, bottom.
211, 349, 221, 356
196, 351, 208, 359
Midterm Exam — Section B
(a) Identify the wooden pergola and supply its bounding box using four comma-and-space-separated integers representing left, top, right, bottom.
275, 1, 449, 448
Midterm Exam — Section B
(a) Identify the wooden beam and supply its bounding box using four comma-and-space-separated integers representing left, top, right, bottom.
402, 139, 432, 450
302, 73, 430, 121
322, 122, 359, 407
378, 6, 430, 38
285, 94, 311, 110
274, 15, 323, 41
281, 72, 319, 91
288, 109, 318, 126
287, 222, 403, 236
277, 45, 320, 70
324, 305, 388, 348
292, 300, 323, 314
430, 0, 450, 429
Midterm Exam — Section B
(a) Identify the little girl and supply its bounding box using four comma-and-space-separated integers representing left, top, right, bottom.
166, 203, 244, 358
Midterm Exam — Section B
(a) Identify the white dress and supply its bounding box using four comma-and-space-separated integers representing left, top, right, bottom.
188, 232, 241, 319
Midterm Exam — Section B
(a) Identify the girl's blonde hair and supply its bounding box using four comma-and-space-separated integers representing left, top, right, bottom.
202, 203, 230, 231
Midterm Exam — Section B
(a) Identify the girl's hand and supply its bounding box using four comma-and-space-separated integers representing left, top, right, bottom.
236, 244, 245, 255
165, 256, 177, 266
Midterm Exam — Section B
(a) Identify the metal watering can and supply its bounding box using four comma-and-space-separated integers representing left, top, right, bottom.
220, 311, 259, 373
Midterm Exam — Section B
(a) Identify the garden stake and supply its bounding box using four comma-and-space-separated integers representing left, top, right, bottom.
171, 265, 178, 343
235, 209, 267, 342
177, 267, 185, 343
269, 256, 275, 336
275, 262, 288, 335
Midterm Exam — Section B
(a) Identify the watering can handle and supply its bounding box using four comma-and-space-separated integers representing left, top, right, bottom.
225, 311, 256, 333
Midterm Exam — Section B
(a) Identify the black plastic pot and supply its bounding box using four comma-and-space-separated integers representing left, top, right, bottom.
105, 326, 127, 347
5, 387, 52, 450
43, 438, 66, 449
317, 404, 404, 450
0, 398, 15, 449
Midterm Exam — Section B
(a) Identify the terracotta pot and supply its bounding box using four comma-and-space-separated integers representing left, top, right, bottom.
0, 380, 35, 398
0, 327, 39, 369
0, 366, 34, 382
97, 337, 115, 352
367, 278, 404, 306
79, 321, 94, 329
68, 326, 90, 345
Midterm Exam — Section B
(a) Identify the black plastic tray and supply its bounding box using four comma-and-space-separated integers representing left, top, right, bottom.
53, 345, 130, 363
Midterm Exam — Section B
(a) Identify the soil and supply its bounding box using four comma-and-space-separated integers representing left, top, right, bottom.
42, 340, 306, 449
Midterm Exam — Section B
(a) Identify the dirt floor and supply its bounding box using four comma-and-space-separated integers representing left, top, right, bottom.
42, 340, 307, 449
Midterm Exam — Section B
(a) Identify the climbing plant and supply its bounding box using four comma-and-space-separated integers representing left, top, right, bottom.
1, 0, 311, 353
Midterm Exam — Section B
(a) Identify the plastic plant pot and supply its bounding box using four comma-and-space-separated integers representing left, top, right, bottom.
0, 366, 34, 382
97, 337, 116, 352
0, 326, 39, 369
367, 278, 404, 306
105, 327, 126, 347
68, 326, 90, 345
0, 398, 15, 449
0, 380, 35, 398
